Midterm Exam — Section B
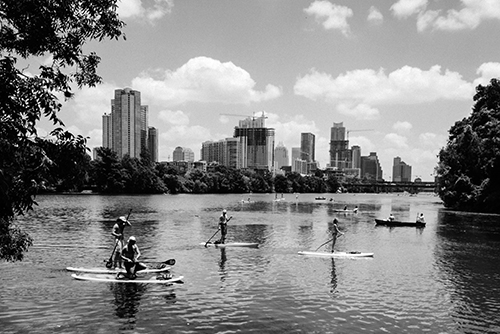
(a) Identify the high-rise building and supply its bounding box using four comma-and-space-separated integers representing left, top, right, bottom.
102, 113, 112, 149
392, 156, 412, 182
300, 132, 315, 162
274, 142, 289, 169
201, 139, 240, 168
173, 146, 195, 162
329, 122, 351, 169
233, 116, 275, 171
147, 127, 158, 162
351, 145, 361, 169
104, 88, 149, 159
361, 152, 383, 180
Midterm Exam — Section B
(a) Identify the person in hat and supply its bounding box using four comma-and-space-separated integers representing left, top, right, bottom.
119, 236, 144, 279
331, 218, 344, 253
217, 209, 229, 244
111, 216, 131, 269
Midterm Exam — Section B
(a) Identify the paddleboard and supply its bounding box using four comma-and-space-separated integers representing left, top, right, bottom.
298, 251, 374, 258
66, 266, 170, 274
71, 273, 184, 284
201, 242, 259, 248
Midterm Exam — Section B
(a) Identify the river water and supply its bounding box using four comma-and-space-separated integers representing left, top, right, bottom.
1, 193, 500, 334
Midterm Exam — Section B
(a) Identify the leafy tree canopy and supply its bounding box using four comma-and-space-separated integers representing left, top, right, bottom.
0, 0, 124, 261
436, 78, 500, 213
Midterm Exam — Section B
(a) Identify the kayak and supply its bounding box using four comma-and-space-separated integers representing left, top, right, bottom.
201, 242, 259, 248
66, 266, 170, 274
333, 209, 358, 213
375, 218, 426, 227
298, 251, 374, 258
71, 273, 184, 284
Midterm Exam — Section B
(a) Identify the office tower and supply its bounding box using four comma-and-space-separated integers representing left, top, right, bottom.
274, 142, 289, 169
300, 132, 315, 162
102, 113, 112, 149
233, 116, 275, 171
351, 145, 361, 169
110, 88, 148, 159
201, 139, 240, 168
147, 127, 158, 162
393, 156, 412, 182
140, 106, 149, 152
360, 152, 383, 180
173, 146, 194, 162
330, 122, 351, 169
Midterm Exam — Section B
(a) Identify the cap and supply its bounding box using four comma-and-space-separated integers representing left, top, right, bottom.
117, 216, 131, 226
128, 236, 136, 242
222, 209, 227, 213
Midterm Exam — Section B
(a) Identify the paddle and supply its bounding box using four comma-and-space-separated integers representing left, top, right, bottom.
105, 209, 132, 268
315, 234, 344, 251
204, 216, 232, 247
139, 258, 176, 269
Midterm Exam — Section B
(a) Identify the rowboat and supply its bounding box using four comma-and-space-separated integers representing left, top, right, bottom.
201, 242, 259, 248
71, 273, 184, 284
375, 218, 426, 227
298, 251, 374, 258
66, 266, 170, 274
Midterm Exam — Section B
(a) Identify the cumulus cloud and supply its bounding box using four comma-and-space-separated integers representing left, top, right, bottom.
62, 83, 116, 125
368, 6, 384, 24
118, 0, 173, 22
294, 65, 474, 119
391, 0, 428, 19
158, 109, 190, 126
419, 132, 447, 148
304, 1, 353, 36
473, 62, 500, 87
384, 133, 409, 149
337, 103, 380, 120
393, 121, 412, 133
266, 113, 319, 146
132, 56, 282, 106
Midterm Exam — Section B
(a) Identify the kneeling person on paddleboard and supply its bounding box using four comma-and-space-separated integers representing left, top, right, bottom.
119, 236, 145, 279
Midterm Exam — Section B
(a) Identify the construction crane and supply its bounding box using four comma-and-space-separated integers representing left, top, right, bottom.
219, 111, 267, 127
346, 129, 374, 141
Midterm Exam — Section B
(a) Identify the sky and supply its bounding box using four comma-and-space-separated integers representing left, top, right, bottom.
35, 0, 500, 181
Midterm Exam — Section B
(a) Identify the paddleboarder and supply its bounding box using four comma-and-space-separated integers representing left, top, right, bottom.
120, 236, 145, 279
217, 209, 229, 244
111, 216, 131, 269
331, 218, 344, 253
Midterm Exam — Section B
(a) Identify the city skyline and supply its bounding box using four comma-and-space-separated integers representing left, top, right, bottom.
30, 1, 500, 181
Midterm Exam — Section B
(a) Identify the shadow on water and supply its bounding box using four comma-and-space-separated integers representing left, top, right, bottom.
435, 209, 500, 333
110, 283, 147, 320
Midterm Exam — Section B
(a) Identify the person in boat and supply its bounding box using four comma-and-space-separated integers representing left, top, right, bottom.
217, 209, 229, 244
343, 205, 348, 211
111, 216, 131, 269
119, 236, 145, 279
331, 218, 344, 252
353, 206, 358, 213
388, 213, 395, 221
416, 213, 425, 224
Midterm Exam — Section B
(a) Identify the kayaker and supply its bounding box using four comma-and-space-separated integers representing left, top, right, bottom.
388, 213, 395, 221
218, 209, 229, 244
416, 213, 425, 223
353, 206, 358, 213
120, 236, 144, 279
331, 218, 344, 252
111, 216, 131, 269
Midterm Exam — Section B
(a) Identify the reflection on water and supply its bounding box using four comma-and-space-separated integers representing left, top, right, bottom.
1, 193, 500, 333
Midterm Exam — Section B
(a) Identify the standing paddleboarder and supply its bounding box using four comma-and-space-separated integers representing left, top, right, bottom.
111, 216, 131, 269
331, 218, 344, 253
218, 209, 229, 244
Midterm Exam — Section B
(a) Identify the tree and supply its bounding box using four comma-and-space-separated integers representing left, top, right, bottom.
436, 78, 500, 212
0, 0, 124, 261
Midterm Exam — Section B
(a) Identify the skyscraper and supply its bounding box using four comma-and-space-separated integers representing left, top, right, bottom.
361, 152, 383, 180
108, 88, 148, 159
393, 156, 412, 182
102, 113, 112, 149
147, 127, 158, 162
300, 132, 315, 162
233, 116, 275, 171
274, 142, 289, 169
173, 146, 195, 162
329, 122, 351, 169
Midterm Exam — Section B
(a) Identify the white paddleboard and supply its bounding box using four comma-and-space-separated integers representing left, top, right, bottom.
298, 251, 374, 258
66, 266, 170, 274
71, 273, 184, 284
201, 242, 259, 248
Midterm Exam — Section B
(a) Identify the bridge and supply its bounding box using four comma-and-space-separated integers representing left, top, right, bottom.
343, 181, 437, 193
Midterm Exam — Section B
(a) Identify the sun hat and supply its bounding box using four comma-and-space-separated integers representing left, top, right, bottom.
118, 216, 131, 226
128, 236, 136, 242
